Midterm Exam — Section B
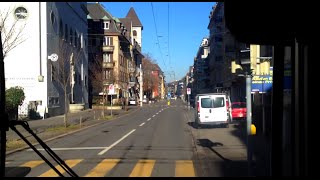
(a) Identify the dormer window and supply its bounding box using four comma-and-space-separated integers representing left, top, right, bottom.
103, 21, 109, 29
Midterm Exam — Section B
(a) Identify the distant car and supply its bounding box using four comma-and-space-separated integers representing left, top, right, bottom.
129, 98, 137, 105
142, 98, 149, 104
231, 102, 247, 120
149, 98, 157, 103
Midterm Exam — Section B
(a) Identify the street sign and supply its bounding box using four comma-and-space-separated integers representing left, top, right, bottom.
187, 88, 191, 95
108, 84, 116, 95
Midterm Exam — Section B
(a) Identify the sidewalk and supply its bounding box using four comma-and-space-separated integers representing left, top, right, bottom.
6, 106, 139, 154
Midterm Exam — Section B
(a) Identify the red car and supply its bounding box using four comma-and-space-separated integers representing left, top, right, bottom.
231, 102, 247, 120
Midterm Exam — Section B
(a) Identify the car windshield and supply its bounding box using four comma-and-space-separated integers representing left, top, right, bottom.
232, 103, 246, 108
1, 1, 311, 177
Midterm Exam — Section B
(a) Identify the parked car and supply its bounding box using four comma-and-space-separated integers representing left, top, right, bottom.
142, 98, 149, 104
231, 102, 247, 120
194, 93, 229, 128
129, 97, 137, 106
149, 98, 157, 103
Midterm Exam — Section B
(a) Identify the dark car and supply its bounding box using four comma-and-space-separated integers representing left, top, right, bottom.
231, 102, 247, 120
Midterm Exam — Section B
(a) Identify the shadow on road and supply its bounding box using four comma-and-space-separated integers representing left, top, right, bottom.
229, 121, 270, 176
187, 122, 228, 129
196, 138, 248, 177
5, 167, 31, 177
196, 139, 229, 162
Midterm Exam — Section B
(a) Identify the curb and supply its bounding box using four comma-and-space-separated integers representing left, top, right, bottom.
6, 108, 140, 155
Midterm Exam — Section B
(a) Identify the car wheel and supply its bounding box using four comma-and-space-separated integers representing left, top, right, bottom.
195, 119, 201, 129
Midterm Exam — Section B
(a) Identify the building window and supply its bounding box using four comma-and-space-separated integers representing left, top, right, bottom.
51, 64, 56, 82
59, 19, 63, 38
103, 21, 109, 29
78, 74, 81, 85
74, 31, 77, 47
133, 30, 137, 36
65, 24, 68, 41
14, 7, 28, 20
50, 11, 55, 25
49, 97, 60, 107
104, 36, 113, 46
104, 70, 111, 79
70, 28, 73, 44
103, 53, 112, 62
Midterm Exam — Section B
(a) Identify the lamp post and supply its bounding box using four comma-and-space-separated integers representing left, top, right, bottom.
139, 64, 143, 107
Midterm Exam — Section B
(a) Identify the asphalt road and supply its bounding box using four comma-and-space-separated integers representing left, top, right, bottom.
5, 99, 248, 177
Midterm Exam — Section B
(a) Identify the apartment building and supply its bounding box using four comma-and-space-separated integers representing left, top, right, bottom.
1, 2, 89, 118
193, 37, 210, 95
87, 3, 143, 105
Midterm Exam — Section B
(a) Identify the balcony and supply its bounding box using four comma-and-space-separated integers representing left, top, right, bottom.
102, 45, 114, 52
103, 62, 114, 69
103, 79, 113, 85
128, 67, 135, 73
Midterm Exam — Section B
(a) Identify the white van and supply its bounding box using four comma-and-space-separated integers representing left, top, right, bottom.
195, 93, 230, 128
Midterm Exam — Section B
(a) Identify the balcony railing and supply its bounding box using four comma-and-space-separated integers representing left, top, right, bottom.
103, 62, 114, 69
103, 79, 113, 85
128, 67, 135, 73
102, 45, 114, 52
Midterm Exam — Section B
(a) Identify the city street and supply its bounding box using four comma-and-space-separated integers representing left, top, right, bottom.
5, 99, 248, 177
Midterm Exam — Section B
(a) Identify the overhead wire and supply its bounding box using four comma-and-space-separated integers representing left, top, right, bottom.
150, 2, 167, 72
167, 2, 171, 68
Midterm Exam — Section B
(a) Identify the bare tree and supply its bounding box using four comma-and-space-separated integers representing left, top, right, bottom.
142, 53, 158, 98
54, 38, 84, 128
89, 53, 115, 117
0, 7, 27, 59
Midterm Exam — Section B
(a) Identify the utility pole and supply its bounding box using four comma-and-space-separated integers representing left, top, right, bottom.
245, 71, 253, 176
239, 48, 253, 176
139, 64, 143, 107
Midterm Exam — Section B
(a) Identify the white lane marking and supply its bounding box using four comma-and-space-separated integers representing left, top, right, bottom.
152, 115, 156, 117
147, 118, 151, 121
139, 122, 145, 127
98, 129, 136, 155
156, 112, 159, 115
27, 147, 106, 151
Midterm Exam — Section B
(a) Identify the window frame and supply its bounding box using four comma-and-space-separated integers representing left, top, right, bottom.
103, 21, 110, 30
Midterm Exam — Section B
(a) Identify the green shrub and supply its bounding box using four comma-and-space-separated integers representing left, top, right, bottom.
5, 86, 25, 120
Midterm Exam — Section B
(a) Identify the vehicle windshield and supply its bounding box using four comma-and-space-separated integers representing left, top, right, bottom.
1, 1, 311, 178
232, 103, 246, 108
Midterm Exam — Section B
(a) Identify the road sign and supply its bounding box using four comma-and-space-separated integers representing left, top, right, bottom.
187, 88, 191, 95
108, 84, 116, 95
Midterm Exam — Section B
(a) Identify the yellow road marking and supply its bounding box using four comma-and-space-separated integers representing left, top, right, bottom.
129, 160, 156, 177
20, 160, 44, 168
38, 159, 82, 177
85, 159, 120, 177
175, 160, 195, 177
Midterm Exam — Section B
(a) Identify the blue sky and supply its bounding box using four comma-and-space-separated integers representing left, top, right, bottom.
101, 2, 216, 83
